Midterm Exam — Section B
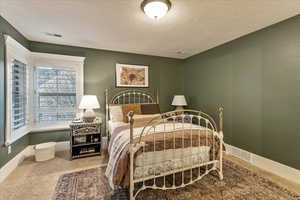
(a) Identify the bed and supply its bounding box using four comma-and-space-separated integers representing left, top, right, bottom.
104, 89, 224, 200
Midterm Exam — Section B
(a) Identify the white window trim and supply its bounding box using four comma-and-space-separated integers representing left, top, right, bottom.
31, 52, 85, 132
5, 35, 85, 145
5, 35, 32, 145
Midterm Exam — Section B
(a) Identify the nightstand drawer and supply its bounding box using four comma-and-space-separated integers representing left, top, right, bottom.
72, 125, 100, 136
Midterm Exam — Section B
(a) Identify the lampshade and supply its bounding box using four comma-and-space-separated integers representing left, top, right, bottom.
172, 95, 187, 106
79, 95, 100, 109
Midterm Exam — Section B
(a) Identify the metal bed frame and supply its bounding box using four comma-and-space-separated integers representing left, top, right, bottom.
105, 88, 224, 200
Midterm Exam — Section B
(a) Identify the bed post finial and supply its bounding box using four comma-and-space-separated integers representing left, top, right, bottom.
218, 107, 224, 132
128, 111, 134, 144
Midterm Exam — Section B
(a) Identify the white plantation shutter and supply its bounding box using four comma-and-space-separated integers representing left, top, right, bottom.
35, 67, 77, 123
5, 35, 32, 145
11, 60, 27, 130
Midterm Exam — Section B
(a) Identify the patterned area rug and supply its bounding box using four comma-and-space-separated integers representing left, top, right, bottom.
52, 160, 300, 200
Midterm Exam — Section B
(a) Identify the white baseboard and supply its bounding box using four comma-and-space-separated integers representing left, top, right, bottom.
0, 141, 70, 184
2, 142, 299, 186
225, 144, 300, 185
0, 146, 31, 183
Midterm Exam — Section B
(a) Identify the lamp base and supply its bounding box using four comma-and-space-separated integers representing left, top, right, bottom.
82, 109, 96, 123
175, 106, 184, 111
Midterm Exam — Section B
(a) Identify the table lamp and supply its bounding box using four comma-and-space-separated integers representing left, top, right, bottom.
79, 95, 100, 122
171, 95, 187, 110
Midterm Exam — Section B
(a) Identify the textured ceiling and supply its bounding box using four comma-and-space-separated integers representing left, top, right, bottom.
1, 0, 300, 59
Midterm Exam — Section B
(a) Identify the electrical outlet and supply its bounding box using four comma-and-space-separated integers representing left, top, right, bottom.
8, 145, 11, 154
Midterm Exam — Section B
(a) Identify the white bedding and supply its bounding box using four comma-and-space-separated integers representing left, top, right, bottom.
108, 120, 127, 135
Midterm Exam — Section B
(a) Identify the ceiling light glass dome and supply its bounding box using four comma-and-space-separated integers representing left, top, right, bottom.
141, 0, 172, 19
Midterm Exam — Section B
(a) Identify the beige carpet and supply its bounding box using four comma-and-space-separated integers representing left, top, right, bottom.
53, 159, 300, 200
0, 151, 107, 200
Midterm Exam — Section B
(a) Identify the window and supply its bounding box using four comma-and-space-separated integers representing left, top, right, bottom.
5, 35, 85, 145
35, 67, 77, 123
31, 52, 84, 130
5, 35, 31, 145
12, 60, 27, 131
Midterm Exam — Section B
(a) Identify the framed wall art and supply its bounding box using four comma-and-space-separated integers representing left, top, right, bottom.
116, 63, 149, 87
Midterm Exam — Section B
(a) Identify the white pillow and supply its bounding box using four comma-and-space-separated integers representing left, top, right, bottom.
109, 105, 123, 122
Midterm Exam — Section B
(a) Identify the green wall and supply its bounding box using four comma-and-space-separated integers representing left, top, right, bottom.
0, 16, 30, 168
2, 13, 300, 172
29, 42, 184, 114
28, 42, 184, 144
184, 15, 300, 170
29, 130, 69, 145
0, 16, 184, 151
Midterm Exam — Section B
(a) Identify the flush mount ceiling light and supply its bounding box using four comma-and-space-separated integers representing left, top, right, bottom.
141, 0, 172, 20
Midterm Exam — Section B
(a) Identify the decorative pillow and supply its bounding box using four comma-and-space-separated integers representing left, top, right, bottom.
141, 103, 160, 114
109, 105, 123, 122
122, 104, 142, 123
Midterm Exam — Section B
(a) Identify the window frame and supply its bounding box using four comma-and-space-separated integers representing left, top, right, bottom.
30, 53, 84, 132
5, 35, 85, 145
5, 35, 32, 145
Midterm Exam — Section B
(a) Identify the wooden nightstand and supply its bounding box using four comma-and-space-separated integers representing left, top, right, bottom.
69, 119, 102, 160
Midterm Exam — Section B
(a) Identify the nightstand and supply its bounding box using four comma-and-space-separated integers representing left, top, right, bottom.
69, 119, 102, 160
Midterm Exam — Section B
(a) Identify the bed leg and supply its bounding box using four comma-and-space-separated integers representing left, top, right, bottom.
128, 111, 135, 200
218, 107, 224, 181
129, 146, 135, 200
218, 132, 224, 181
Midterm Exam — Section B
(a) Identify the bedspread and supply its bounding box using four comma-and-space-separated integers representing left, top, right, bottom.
105, 122, 221, 189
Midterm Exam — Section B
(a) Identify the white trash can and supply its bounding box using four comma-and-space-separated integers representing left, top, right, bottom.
35, 142, 56, 162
